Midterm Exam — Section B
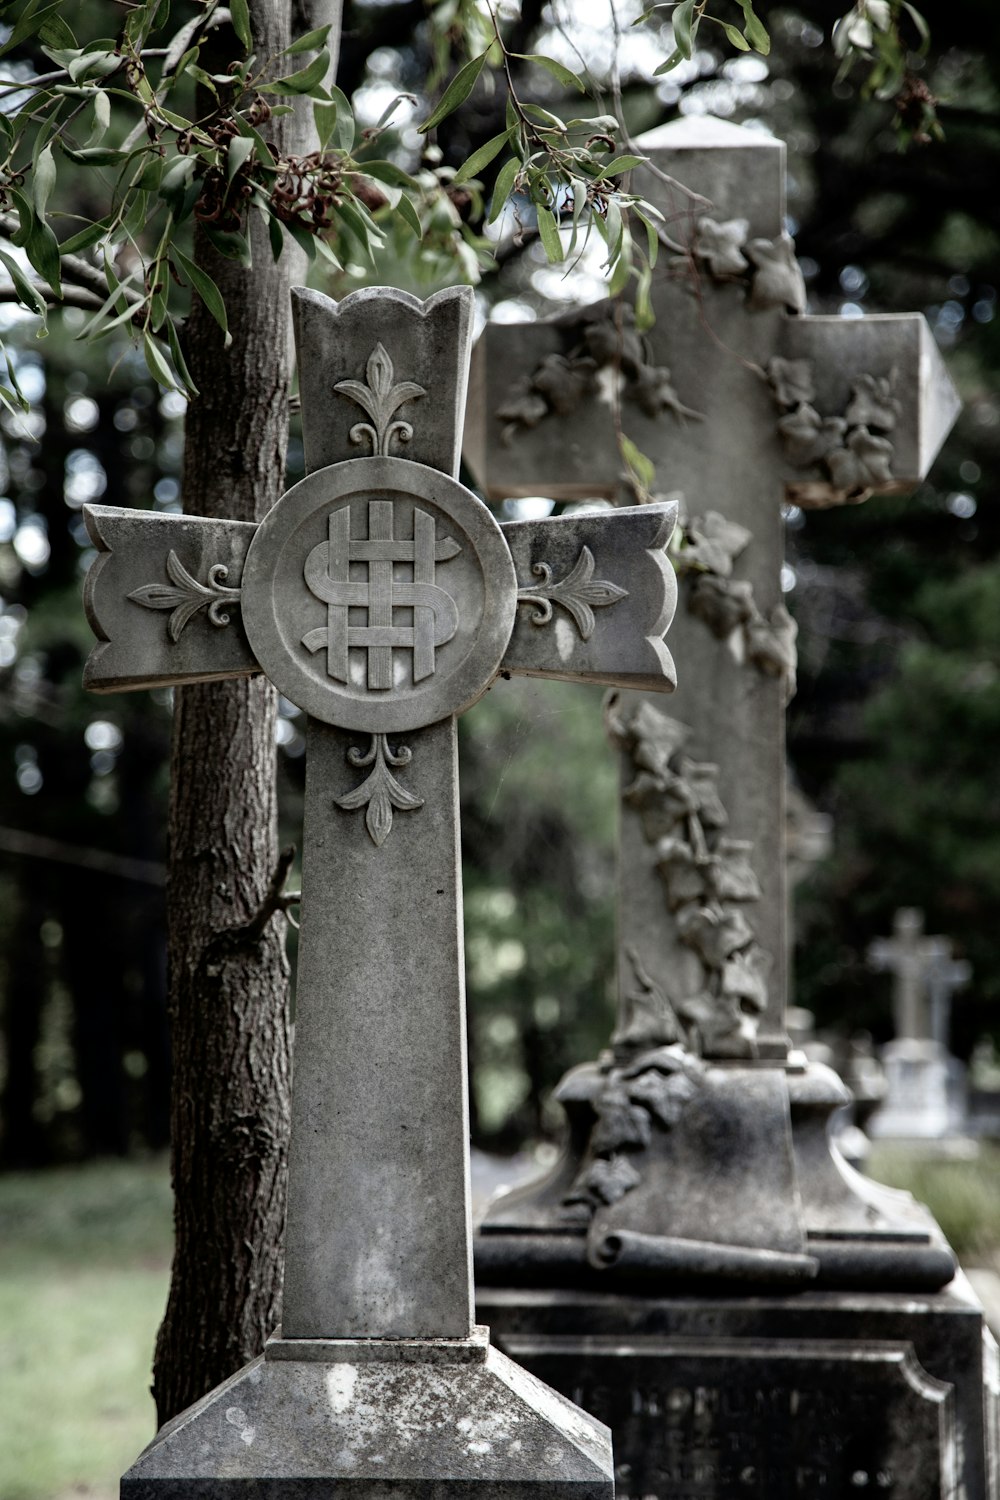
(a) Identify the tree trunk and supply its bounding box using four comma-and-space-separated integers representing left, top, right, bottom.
152, 0, 341, 1425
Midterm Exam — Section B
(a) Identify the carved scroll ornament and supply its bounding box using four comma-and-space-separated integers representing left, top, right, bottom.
128, 550, 242, 641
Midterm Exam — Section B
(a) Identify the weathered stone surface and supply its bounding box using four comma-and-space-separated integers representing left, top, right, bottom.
84, 283, 691, 1499
83, 507, 257, 692
121, 1336, 614, 1500
479, 1281, 999, 1500
500, 505, 677, 692
470, 114, 967, 1293
282, 715, 472, 1339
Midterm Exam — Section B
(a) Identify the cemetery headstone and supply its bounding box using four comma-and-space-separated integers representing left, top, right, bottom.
466, 117, 997, 1498
82, 284, 685, 1498
869, 908, 971, 1141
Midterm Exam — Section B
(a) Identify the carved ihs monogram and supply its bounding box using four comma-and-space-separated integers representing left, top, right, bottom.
302, 501, 461, 689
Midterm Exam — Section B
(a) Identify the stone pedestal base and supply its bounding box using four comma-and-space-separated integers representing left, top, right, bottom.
121, 1327, 613, 1500
477, 1285, 999, 1499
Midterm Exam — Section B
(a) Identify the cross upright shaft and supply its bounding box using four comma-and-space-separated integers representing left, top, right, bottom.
280, 288, 477, 1339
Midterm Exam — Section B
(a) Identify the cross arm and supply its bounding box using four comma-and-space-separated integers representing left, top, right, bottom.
500, 501, 678, 692
83, 504, 259, 692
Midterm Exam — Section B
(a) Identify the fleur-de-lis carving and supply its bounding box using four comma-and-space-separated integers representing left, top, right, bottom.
335, 343, 427, 456
516, 546, 628, 641
334, 733, 423, 847
128, 551, 242, 642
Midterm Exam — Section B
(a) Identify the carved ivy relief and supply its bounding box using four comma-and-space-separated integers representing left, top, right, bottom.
496, 303, 702, 445
559, 696, 771, 1221
609, 696, 770, 1056
672, 507, 798, 701
690, 217, 807, 315
768, 357, 901, 507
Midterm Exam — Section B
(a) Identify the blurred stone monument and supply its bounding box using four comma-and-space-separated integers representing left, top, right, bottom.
869, 908, 971, 1141
466, 117, 997, 1497
80, 284, 695, 1498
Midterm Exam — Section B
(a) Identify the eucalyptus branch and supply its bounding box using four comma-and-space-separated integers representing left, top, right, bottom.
0, 213, 142, 305
0, 283, 103, 309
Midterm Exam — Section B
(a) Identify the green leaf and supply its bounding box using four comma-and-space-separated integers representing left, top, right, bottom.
620, 434, 655, 494
608, 232, 631, 296
602, 154, 645, 175
39, 11, 77, 49
0, 247, 48, 319
283, 24, 331, 56
487, 154, 520, 224
159, 155, 196, 212
512, 54, 586, 93
281, 215, 316, 261
148, 257, 168, 332
452, 131, 509, 186
361, 160, 420, 191
32, 143, 56, 220
85, 86, 112, 144
25, 218, 61, 295
2, 346, 30, 411
418, 51, 487, 134
634, 207, 660, 268
654, 45, 683, 76
166, 315, 198, 396
59, 220, 110, 255
396, 193, 422, 238
737, 0, 770, 55
203, 227, 252, 268
901, 1, 931, 50
61, 145, 131, 165
68, 50, 120, 84
171, 246, 232, 348
227, 135, 254, 183
261, 49, 330, 97
2, 0, 55, 59
722, 22, 751, 51
268, 212, 285, 261
536, 204, 563, 263
325, 85, 355, 152
635, 261, 654, 331
334, 199, 379, 268
143, 331, 178, 391
522, 103, 567, 132
230, 0, 252, 51
672, 0, 695, 59
313, 99, 338, 150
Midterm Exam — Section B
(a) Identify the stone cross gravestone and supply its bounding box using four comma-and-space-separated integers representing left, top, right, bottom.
82, 284, 683, 1499
466, 118, 997, 1498
869, 908, 971, 1141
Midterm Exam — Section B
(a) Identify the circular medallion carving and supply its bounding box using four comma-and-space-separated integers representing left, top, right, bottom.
241, 457, 517, 732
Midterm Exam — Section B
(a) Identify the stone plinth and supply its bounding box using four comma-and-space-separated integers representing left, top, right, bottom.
122, 1329, 613, 1500
871, 1039, 969, 1142
477, 1287, 998, 1500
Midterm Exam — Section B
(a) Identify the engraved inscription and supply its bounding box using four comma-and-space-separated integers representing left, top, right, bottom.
302, 501, 461, 689
517, 1343, 949, 1500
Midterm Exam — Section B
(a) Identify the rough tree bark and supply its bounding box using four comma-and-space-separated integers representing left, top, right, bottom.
152, 0, 341, 1426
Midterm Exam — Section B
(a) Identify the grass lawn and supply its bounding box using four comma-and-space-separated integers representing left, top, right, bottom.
0, 1158, 172, 1500
1, 1141, 998, 1500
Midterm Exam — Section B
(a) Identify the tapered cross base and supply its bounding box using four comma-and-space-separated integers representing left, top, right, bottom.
121, 1330, 613, 1500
